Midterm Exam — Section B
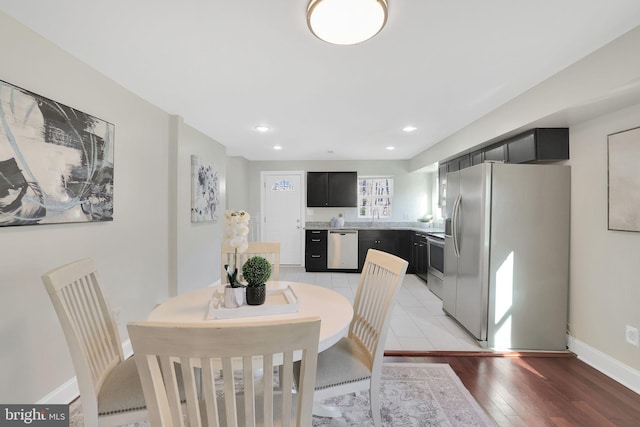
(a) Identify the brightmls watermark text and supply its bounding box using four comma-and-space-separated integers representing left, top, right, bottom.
0, 405, 68, 426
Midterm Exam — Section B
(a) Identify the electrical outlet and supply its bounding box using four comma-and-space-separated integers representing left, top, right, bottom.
625, 325, 639, 347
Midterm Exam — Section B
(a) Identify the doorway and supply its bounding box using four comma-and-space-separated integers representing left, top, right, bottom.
260, 171, 305, 265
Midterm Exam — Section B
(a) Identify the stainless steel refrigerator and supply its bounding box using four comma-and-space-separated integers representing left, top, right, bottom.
443, 162, 570, 350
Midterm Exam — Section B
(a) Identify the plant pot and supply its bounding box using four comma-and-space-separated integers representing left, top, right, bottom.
223, 286, 245, 308
246, 283, 266, 305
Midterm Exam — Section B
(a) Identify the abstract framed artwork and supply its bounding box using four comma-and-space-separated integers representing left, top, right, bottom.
0, 80, 114, 227
608, 126, 640, 232
191, 155, 219, 223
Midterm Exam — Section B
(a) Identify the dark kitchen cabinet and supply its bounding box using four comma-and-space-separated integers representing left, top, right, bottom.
470, 150, 484, 166
412, 232, 429, 282
458, 154, 471, 170
437, 128, 569, 215
506, 128, 569, 164
306, 172, 357, 207
483, 143, 508, 162
329, 172, 357, 206
306, 173, 329, 207
446, 154, 471, 173
396, 230, 414, 273
305, 230, 327, 272
358, 230, 397, 271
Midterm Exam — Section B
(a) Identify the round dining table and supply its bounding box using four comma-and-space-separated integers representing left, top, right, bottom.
147, 281, 354, 353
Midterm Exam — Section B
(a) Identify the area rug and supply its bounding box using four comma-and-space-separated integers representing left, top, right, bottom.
70, 363, 495, 426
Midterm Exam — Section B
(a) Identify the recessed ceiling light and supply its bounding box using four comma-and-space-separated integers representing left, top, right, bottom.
254, 125, 270, 133
386, 146, 395, 150
273, 145, 283, 150
402, 125, 417, 132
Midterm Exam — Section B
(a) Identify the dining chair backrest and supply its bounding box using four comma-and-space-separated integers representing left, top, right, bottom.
42, 258, 147, 426
291, 249, 407, 427
128, 317, 321, 427
350, 249, 408, 379
221, 241, 280, 284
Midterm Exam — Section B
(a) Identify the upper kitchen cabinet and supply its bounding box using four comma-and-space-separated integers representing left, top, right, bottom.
445, 154, 473, 173
483, 142, 508, 162
307, 171, 357, 207
459, 155, 472, 169
506, 128, 569, 164
306, 172, 328, 206
470, 150, 484, 166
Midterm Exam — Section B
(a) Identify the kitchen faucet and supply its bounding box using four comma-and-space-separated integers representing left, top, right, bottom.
371, 207, 380, 223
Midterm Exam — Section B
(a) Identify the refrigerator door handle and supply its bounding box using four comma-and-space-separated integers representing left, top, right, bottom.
452, 194, 462, 257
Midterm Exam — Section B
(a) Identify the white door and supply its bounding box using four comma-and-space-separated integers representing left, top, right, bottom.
261, 171, 304, 265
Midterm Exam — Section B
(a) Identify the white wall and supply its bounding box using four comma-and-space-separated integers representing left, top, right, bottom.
174, 116, 227, 295
569, 103, 640, 373
0, 13, 171, 402
226, 156, 251, 213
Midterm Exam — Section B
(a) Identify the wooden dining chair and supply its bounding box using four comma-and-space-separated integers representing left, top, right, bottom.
221, 241, 280, 284
296, 249, 408, 427
127, 317, 321, 427
41, 258, 148, 427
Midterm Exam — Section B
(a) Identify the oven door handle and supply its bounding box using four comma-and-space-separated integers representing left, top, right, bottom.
426, 237, 444, 247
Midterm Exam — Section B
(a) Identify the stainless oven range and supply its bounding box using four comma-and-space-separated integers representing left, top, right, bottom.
426, 233, 444, 298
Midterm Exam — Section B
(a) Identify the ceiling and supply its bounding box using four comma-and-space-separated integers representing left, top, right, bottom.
2, 1, 640, 162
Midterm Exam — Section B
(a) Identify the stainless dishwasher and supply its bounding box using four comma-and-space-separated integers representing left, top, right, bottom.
327, 230, 359, 270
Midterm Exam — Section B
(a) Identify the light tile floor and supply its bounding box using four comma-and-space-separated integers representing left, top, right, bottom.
279, 267, 482, 352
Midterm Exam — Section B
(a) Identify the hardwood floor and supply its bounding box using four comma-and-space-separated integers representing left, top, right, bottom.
384, 353, 640, 427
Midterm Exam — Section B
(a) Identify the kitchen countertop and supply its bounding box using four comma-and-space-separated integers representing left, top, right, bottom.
305, 221, 445, 235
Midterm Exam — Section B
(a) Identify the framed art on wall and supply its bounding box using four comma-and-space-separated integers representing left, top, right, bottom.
191, 155, 219, 223
0, 80, 115, 227
608, 126, 640, 232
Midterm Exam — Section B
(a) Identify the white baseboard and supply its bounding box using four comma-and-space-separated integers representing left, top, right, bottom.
568, 336, 640, 395
37, 339, 133, 404
37, 377, 78, 404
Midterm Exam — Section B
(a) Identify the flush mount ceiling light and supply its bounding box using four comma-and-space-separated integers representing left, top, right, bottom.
307, 0, 388, 45
254, 125, 270, 133
402, 125, 417, 132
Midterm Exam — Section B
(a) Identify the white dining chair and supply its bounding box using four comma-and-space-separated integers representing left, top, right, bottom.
221, 241, 280, 284
41, 258, 148, 427
128, 317, 321, 427
297, 249, 408, 427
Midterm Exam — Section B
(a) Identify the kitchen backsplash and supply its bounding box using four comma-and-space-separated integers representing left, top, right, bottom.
306, 219, 445, 231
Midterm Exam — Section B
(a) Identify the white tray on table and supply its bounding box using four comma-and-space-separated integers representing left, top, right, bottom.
208, 285, 300, 319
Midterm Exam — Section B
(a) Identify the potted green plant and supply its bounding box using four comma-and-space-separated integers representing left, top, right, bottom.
242, 256, 272, 305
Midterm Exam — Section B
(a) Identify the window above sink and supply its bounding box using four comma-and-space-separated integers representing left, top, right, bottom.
358, 176, 393, 218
